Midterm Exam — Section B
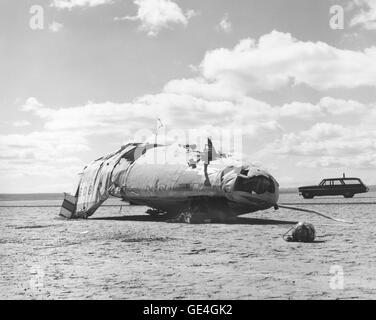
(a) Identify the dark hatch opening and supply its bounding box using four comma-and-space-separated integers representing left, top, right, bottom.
234, 175, 275, 194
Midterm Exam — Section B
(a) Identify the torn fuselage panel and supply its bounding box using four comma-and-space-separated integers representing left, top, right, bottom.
72, 143, 148, 218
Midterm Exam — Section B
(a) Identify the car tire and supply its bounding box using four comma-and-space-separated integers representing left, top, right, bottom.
344, 192, 354, 198
302, 192, 313, 199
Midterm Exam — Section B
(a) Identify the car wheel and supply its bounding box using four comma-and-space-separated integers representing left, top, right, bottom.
303, 192, 313, 199
344, 192, 354, 198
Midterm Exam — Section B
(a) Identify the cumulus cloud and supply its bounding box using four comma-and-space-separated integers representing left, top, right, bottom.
164, 77, 244, 101
19, 90, 373, 161
0, 130, 89, 192
279, 97, 369, 119
1, 98, 93, 191
51, 0, 112, 10
164, 76, 372, 120
114, 0, 196, 36
318, 96, 368, 115
196, 30, 376, 92
21, 94, 352, 140
271, 122, 376, 169
13, 120, 31, 127
21, 97, 44, 112
19, 95, 279, 138
0, 130, 89, 162
217, 14, 232, 33
18, 91, 373, 179
297, 154, 376, 170
279, 102, 323, 119
350, 0, 376, 30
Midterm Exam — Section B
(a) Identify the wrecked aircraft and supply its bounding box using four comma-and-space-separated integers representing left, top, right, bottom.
60, 138, 280, 223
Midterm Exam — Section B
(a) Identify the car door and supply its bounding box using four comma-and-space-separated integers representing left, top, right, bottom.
332, 179, 344, 195
327, 180, 336, 195
320, 179, 331, 196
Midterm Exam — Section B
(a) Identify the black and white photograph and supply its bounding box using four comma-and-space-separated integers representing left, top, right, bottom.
1, 0, 376, 304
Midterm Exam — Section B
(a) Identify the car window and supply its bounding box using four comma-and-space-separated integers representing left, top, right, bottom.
333, 180, 343, 185
343, 179, 361, 185
322, 180, 329, 186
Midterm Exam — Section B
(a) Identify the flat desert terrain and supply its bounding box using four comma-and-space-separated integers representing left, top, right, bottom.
1, 192, 375, 299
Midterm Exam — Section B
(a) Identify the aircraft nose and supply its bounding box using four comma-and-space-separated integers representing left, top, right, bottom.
232, 174, 279, 206
234, 174, 276, 194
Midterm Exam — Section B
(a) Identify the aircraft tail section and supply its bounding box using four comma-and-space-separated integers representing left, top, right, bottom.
60, 143, 146, 219
59, 192, 78, 218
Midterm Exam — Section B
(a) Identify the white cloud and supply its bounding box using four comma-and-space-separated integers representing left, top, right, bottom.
271, 122, 376, 169
21, 97, 43, 112
198, 30, 376, 92
217, 14, 232, 33
350, 0, 376, 30
279, 97, 369, 119
51, 0, 112, 10
279, 102, 323, 119
49, 21, 64, 32
114, 0, 196, 36
19, 95, 277, 137
165, 77, 371, 120
19, 91, 373, 156
0, 130, 89, 192
13, 120, 31, 127
164, 77, 244, 101
318, 96, 368, 115
363, 106, 376, 124
0, 131, 89, 160
297, 154, 376, 169
17, 90, 373, 184
164, 74, 373, 120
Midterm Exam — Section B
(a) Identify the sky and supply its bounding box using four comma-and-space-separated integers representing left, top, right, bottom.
1, 0, 376, 193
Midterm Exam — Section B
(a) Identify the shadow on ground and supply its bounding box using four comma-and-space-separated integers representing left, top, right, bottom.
90, 215, 297, 225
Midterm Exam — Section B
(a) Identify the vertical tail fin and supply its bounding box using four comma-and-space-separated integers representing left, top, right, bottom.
59, 192, 78, 218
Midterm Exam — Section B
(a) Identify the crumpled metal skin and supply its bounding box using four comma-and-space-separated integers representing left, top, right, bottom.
72, 142, 279, 219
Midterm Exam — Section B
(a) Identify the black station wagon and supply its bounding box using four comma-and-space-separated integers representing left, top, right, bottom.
298, 177, 369, 199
